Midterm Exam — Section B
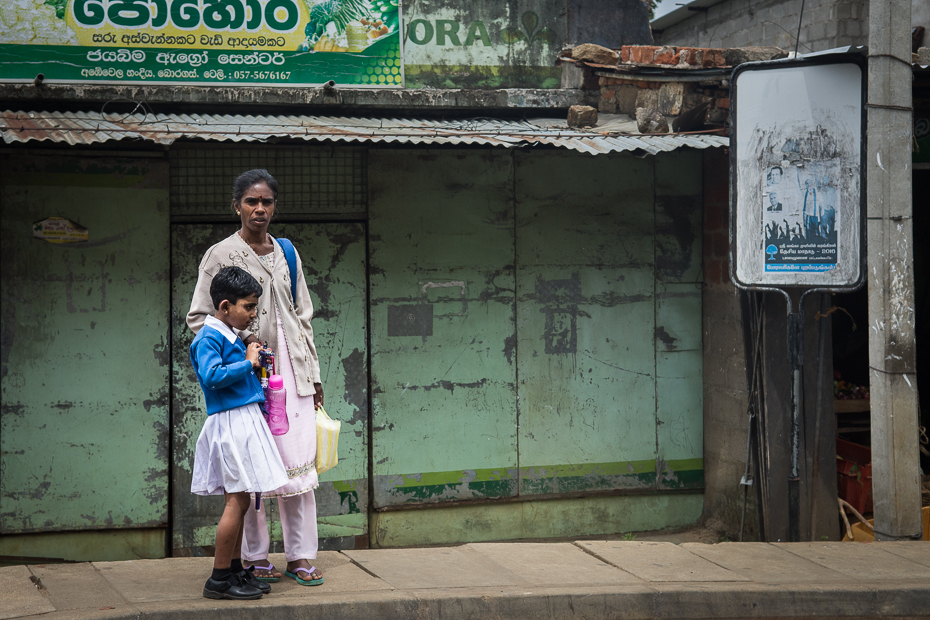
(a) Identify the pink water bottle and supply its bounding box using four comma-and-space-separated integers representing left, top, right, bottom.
264, 375, 289, 436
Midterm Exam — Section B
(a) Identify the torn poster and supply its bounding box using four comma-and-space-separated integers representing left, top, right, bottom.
32, 216, 88, 243
762, 156, 839, 272
731, 57, 863, 288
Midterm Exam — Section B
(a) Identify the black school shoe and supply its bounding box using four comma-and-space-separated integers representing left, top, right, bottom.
242, 567, 272, 594
203, 572, 263, 600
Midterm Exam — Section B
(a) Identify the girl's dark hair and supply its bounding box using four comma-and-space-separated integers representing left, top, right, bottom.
230, 169, 279, 215
210, 266, 263, 309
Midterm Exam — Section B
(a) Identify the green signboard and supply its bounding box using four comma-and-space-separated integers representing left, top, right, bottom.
0, 0, 573, 88
0, 0, 402, 86
402, 0, 563, 88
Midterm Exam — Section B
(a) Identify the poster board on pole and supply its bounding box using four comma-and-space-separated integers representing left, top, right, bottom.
730, 54, 866, 290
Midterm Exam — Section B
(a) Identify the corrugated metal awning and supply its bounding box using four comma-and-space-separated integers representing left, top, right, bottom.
1, 110, 728, 155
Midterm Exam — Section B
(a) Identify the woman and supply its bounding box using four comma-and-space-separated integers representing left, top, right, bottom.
187, 169, 325, 586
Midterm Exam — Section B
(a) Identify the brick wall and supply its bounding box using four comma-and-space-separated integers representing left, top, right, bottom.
654, 0, 869, 53
620, 45, 730, 67
597, 45, 732, 124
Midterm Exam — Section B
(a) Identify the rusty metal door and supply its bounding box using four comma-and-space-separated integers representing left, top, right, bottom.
368, 150, 518, 508
515, 150, 704, 495
515, 150, 660, 495
170, 222, 368, 553
1, 154, 170, 536
367, 148, 704, 519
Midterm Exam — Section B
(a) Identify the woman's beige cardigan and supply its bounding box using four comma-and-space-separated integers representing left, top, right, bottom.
186, 232, 322, 396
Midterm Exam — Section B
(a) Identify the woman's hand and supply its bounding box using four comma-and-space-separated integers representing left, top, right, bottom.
245, 342, 263, 369
313, 383, 324, 410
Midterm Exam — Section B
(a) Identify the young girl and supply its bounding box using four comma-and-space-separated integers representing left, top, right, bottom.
189, 266, 289, 600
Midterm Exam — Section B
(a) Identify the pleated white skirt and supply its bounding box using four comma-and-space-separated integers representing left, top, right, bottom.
191, 403, 290, 496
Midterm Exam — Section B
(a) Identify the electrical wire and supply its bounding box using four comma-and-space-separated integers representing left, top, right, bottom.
794, 0, 806, 57
100, 97, 153, 123
740, 290, 766, 541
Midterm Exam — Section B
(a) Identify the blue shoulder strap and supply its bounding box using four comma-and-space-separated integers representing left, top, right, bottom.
275, 238, 298, 303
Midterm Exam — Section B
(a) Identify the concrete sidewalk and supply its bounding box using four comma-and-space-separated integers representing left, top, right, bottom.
2, 541, 929, 620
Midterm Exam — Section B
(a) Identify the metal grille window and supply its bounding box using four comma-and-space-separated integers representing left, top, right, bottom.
170, 145, 367, 220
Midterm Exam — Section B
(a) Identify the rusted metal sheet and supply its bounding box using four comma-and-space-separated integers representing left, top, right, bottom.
169, 221, 368, 552
286, 222, 369, 544
368, 148, 705, 515
368, 149, 518, 508
0, 153, 169, 534
654, 149, 704, 490
169, 222, 233, 553
0, 110, 728, 155
515, 150, 660, 495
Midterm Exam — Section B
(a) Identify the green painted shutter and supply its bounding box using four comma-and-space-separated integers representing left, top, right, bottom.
169, 222, 368, 551
369, 150, 518, 507
1, 154, 170, 534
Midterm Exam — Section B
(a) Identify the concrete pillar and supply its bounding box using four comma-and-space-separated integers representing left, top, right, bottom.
866, 0, 923, 540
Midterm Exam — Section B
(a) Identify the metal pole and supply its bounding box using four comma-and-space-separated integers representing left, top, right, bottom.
866, 0, 923, 540
786, 289, 803, 542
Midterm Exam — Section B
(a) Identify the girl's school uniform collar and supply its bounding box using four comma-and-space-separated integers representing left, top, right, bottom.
204, 315, 238, 344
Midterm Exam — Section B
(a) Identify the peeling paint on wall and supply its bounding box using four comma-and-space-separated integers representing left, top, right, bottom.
369, 149, 518, 509
1, 154, 170, 534
369, 149, 705, 517
387, 304, 433, 337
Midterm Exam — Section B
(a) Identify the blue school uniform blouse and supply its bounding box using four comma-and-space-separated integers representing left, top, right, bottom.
190, 315, 265, 415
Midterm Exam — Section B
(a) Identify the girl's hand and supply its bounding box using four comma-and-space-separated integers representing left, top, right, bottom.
243, 335, 261, 346
245, 342, 263, 369
313, 383, 324, 409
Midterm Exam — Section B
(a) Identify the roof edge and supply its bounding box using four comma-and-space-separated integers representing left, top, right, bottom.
1, 109, 730, 155
0, 83, 588, 115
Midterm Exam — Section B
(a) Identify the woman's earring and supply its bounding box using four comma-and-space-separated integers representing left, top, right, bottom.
236, 210, 240, 216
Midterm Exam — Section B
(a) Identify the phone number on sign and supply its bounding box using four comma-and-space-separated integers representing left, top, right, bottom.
203, 70, 292, 80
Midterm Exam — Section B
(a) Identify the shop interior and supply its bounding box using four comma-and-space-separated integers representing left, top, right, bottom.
831, 166, 930, 538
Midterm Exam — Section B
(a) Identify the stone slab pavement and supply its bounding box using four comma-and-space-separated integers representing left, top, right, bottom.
1, 541, 928, 620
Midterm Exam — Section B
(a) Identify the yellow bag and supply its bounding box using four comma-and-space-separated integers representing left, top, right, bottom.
315, 406, 340, 475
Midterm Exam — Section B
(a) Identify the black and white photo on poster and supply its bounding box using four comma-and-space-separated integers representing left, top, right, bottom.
762, 156, 840, 272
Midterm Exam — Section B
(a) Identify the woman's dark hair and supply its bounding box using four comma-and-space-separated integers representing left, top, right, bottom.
210, 266, 263, 309
230, 169, 279, 215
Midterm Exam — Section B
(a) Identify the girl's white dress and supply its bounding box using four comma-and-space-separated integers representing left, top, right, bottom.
190, 316, 289, 496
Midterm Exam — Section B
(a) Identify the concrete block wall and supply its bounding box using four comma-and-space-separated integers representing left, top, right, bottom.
700, 147, 759, 539
654, 0, 870, 53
